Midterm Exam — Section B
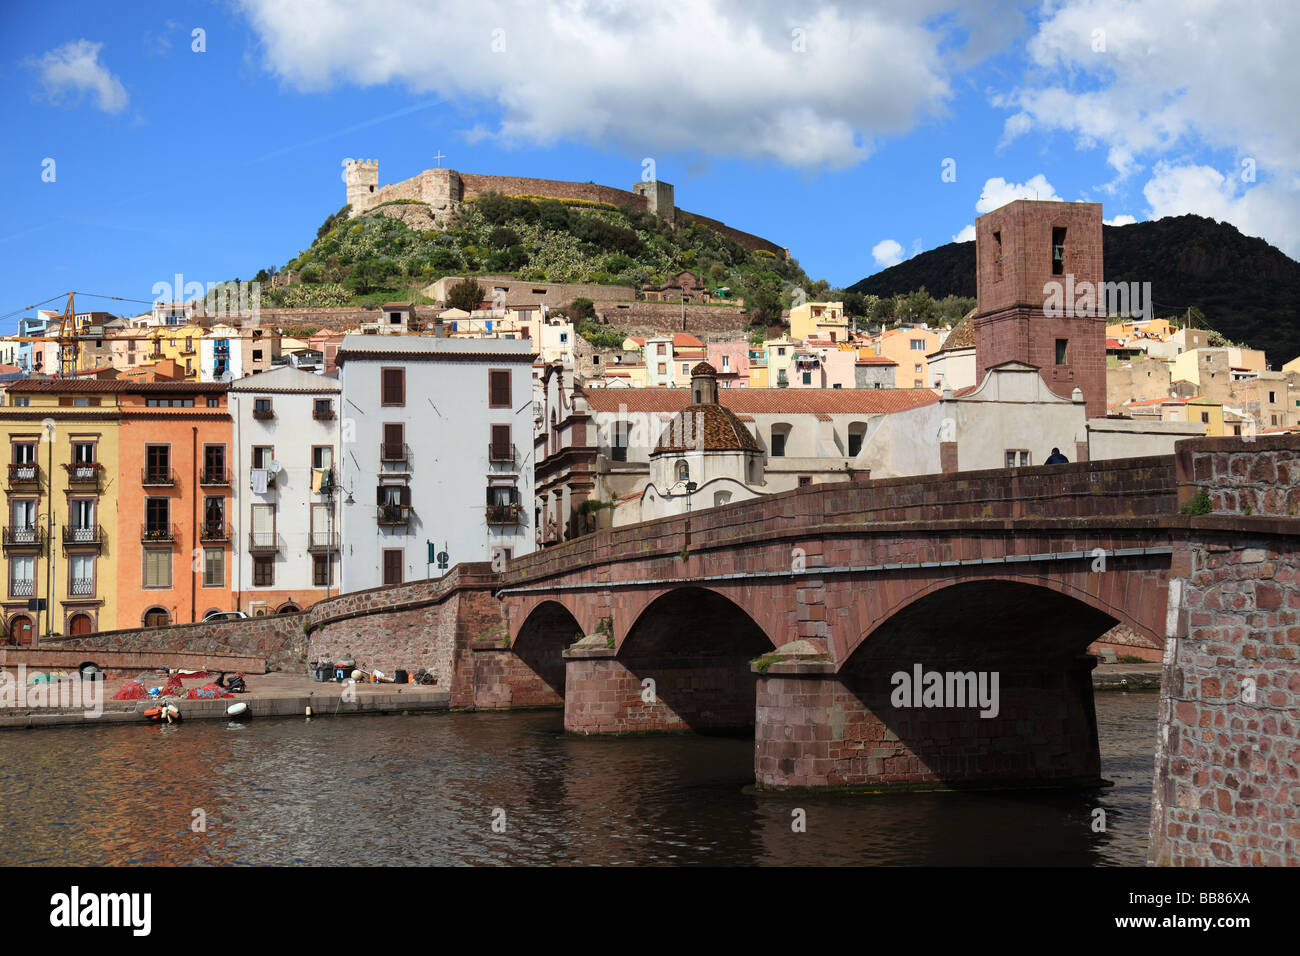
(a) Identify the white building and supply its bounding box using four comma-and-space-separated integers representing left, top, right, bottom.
201, 325, 245, 382
229, 366, 342, 614
336, 335, 536, 590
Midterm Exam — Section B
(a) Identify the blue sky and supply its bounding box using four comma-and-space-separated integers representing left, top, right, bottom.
3, 1, 1296, 331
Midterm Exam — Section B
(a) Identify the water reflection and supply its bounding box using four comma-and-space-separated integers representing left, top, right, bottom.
0, 692, 1158, 866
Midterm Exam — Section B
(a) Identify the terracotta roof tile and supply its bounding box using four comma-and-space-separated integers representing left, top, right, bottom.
584, 388, 937, 415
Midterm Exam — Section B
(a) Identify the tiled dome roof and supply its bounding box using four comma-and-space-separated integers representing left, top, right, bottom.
938, 310, 976, 352
691, 361, 717, 376
654, 403, 762, 454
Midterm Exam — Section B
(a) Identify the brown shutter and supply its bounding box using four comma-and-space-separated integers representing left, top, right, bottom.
376, 485, 385, 505
491, 424, 511, 458
399, 484, 411, 507
489, 370, 510, 407
382, 368, 405, 405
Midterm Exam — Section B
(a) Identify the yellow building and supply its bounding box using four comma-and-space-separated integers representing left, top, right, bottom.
142, 325, 204, 380
763, 335, 796, 388
0, 384, 121, 641
789, 301, 847, 343
1105, 317, 1177, 341
875, 326, 945, 388
1182, 397, 1226, 436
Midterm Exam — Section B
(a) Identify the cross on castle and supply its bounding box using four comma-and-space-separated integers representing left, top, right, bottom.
433, 151, 445, 168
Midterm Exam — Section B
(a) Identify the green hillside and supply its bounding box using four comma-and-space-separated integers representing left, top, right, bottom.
848, 215, 1300, 365
258, 194, 814, 323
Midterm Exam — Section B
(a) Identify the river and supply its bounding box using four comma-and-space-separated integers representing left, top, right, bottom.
0, 691, 1159, 866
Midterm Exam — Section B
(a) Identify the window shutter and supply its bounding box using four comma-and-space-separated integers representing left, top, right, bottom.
489, 370, 510, 407
491, 424, 510, 454
382, 368, 405, 405
399, 484, 411, 507
376, 485, 385, 506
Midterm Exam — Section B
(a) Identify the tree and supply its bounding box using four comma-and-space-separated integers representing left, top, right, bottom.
317, 204, 351, 239
746, 286, 783, 325
447, 278, 487, 312
568, 297, 596, 321
347, 259, 385, 295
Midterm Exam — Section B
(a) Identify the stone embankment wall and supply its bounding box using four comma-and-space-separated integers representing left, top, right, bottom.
43, 613, 307, 671
1151, 435, 1300, 865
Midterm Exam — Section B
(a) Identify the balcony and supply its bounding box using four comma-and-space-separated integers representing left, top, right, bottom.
62, 524, 104, 547
199, 522, 230, 543
488, 442, 517, 464
307, 531, 340, 553
201, 467, 230, 486
249, 469, 276, 490
141, 523, 177, 543
252, 407, 275, 421
313, 406, 336, 421
142, 467, 176, 487
2, 526, 45, 549
70, 577, 94, 597
380, 442, 410, 466
8, 463, 39, 487
10, 579, 33, 598
247, 531, 281, 553
63, 462, 102, 487
377, 504, 410, 526
486, 503, 523, 525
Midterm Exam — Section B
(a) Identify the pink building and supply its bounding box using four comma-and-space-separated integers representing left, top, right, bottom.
706, 342, 749, 388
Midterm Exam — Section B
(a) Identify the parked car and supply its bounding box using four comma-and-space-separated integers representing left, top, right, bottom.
202, 610, 249, 623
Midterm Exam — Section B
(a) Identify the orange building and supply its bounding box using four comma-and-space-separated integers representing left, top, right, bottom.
117, 381, 234, 627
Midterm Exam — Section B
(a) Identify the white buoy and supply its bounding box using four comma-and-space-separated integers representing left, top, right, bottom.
305, 705, 313, 717
226, 702, 250, 719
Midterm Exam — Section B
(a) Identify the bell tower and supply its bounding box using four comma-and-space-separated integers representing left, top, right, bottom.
973, 199, 1106, 419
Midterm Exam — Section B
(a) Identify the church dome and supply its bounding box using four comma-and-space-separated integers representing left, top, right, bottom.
653, 402, 761, 454
690, 361, 717, 376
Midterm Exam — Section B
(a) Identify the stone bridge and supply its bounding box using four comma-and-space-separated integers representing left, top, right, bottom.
59, 436, 1300, 865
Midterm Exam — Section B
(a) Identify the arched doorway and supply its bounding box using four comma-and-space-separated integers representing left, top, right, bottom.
9, 614, 33, 645
143, 607, 170, 628
68, 613, 94, 636
277, 603, 300, 614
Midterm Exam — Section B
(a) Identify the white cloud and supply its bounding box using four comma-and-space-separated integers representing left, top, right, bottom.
951, 224, 975, 242
872, 239, 904, 267
995, 1, 1300, 252
1104, 214, 1137, 226
28, 39, 128, 113
233, 0, 1013, 167
1141, 161, 1300, 257
975, 174, 1063, 213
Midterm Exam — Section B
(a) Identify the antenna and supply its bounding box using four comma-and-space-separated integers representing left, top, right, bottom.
268, 460, 283, 476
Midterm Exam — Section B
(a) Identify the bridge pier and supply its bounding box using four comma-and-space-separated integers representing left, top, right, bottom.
754, 648, 1100, 790
563, 641, 756, 734
472, 642, 564, 709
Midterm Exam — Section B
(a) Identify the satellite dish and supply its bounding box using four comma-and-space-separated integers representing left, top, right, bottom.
268, 460, 282, 476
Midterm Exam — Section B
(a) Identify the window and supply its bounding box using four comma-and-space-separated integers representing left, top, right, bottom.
1055, 339, 1068, 365
69, 555, 94, 596
203, 496, 224, 531
73, 442, 95, 464
489, 369, 511, 408
611, 421, 629, 462
253, 556, 274, 586
312, 446, 333, 470
313, 555, 334, 587
204, 444, 226, 481
490, 424, 512, 461
658, 363, 667, 375
910, 340, 925, 350
203, 548, 224, 588
682, 364, 690, 375
143, 548, 172, 588
1052, 227, 1066, 276
1201, 412, 1210, 424
12, 442, 35, 464
848, 430, 865, 457
146, 498, 170, 534
1005, 450, 1030, 467
914, 364, 922, 373
10, 555, 34, 597
771, 431, 787, 457
676, 460, 690, 483
383, 549, 404, 585
70, 499, 94, 531
12, 397, 29, 407
382, 423, 405, 461
802, 371, 812, 385
992, 230, 1003, 280
381, 368, 405, 406
207, 397, 220, 407
146, 444, 170, 480
777, 348, 786, 357
313, 398, 333, 419
252, 350, 263, 361
798, 476, 812, 487
252, 446, 273, 469
146, 398, 194, 407
1268, 391, 1276, 403
253, 397, 273, 417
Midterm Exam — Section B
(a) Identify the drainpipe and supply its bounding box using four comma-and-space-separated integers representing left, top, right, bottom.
191, 425, 197, 623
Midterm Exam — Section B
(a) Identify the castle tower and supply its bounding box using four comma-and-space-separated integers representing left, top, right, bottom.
973, 199, 1106, 419
632, 179, 675, 226
344, 159, 379, 213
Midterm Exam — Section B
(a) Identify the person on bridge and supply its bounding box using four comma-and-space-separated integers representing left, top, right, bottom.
1045, 447, 1069, 464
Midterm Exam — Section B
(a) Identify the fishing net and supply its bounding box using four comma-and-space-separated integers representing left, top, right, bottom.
185, 682, 233, 700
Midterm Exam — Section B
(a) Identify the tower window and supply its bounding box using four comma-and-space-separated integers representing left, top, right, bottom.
1052, 227, 1066, 276
992, 231, 1003, 281
1055, 339, 1068, 365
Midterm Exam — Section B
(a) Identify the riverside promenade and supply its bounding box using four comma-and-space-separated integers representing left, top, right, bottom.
0, 671, 450, 730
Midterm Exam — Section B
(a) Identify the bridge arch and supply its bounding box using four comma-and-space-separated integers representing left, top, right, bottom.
512, 599, 583, 697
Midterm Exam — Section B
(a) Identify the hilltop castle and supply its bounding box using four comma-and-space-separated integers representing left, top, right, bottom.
342, 160, 786, 258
